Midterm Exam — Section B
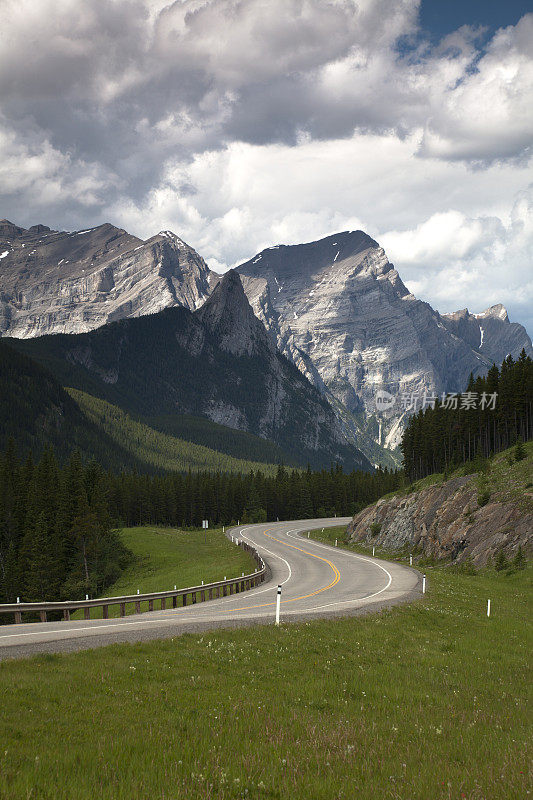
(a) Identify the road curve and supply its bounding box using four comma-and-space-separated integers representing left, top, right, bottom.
0, 518, 420, 660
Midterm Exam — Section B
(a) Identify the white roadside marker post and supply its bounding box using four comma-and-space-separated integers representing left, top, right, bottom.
372, 546, 375, 556
422, 574, 426, 594
410, 554, 412, 566
487, 599, 491, 617
137, 589, 140, 595
307, 532, 310, 538
275, 584, 282, 625
85, 594, 88, 601
335, 539, 338, 547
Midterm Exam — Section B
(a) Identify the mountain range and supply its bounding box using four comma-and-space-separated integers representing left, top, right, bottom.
1, 218, 531, 468
5, 269, 370, 471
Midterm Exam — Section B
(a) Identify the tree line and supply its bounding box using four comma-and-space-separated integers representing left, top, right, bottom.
0, 444, 132, 604
0, 443, 401, 603
401, 350, 533, 481
105, 462, 401, 529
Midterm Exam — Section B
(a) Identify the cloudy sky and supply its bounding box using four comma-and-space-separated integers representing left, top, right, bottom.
1, 0, 532, 333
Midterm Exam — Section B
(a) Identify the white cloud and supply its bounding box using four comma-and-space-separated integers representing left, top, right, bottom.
0, 118, 118, 208
0, 0, 531, 333
419, 15, 533, 162
106, 133, 532, 336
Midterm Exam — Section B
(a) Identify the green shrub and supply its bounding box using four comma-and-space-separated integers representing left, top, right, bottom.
463, 455, 490, 476
514, 439, 526, 462
456, 557, 477, 575
512, 546, 527, 571
477, 490, 491, 507
494, 549, 509, 572
369, 522, 382, 537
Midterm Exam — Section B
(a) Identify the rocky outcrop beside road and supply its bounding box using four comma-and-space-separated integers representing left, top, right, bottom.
347, 472, 533, 565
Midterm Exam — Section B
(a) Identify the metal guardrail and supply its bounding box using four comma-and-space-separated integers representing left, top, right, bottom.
0, 539, 266, 624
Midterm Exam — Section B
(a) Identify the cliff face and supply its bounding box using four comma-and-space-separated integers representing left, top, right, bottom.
0, 220, 215, 338
236, 231, 532, 452
440, 304, 532, 366
347, 453, 533, 565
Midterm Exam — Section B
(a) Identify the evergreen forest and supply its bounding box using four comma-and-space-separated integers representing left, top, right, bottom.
0, 443, 400, 603
401, 350, 533, 480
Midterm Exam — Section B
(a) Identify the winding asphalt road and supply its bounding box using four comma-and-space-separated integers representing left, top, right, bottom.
0, 518, 420, 660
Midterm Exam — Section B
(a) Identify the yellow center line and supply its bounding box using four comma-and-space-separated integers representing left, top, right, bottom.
220, 531, 341, 613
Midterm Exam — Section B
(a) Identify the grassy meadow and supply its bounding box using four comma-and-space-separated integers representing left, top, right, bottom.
73, 526, 256, 619
1, 551, 530, 798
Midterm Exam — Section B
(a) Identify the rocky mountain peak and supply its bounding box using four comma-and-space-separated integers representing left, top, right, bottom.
0, 220, 215, 337
0, 219, 26, 239
239, 229, 380, 281
476, 303, 510, 323
196, 269, 271, 357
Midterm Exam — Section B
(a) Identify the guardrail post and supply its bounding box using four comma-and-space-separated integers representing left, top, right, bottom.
39, 610, 47, 623
201, 590, 205, 602
135, 600, 141, 614
102, 605, 109, 619
182, 594, 187, 607
120, 603, 126, 617
14, 611, 22, 624
172, 595, 177, 608
84, 607, 90, 620
63, 609, 71, 621
161, 598, 166, 611
192, 592, 197, 604
209, 588, 213, 600
148, 599, 154, 612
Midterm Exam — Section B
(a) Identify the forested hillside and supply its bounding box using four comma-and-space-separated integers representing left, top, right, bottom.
0, 340, 139, 469
69, 390, 284, 475
0, 340, 291, 474
401, 351, 532, 481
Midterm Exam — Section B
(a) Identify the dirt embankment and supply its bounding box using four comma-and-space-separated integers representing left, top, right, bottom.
348, 474, 533, 566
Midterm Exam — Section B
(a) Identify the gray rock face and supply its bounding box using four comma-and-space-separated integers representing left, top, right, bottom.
441, 304, 533, 365
347, 474, 533, 566
0, 220, 214, 338
196, 269, 273, 358
235, 230, 525, 450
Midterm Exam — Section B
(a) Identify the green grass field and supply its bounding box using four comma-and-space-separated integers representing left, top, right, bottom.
73, 526, 257, 619
1, 545, 530, 798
